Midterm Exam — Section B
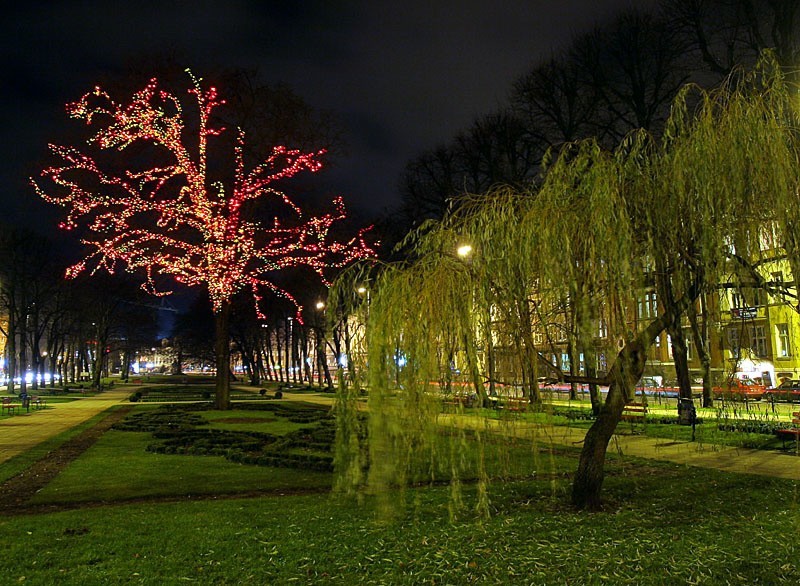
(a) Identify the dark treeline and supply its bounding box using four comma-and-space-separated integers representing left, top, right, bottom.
171, 271, 363, 390
0, 226, 159, 394
397, 0, 799, 229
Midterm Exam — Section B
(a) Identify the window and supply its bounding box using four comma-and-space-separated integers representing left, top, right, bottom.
772, 272, 786, 302
648, 292, 658, 317
667, 335, 673, 359
598, 316, 608, 339
727, 328, 740, 355
686, 335, 693, 361
733, 288, 763, 309
750, 325, 767, 358
777, 323, 791, 358
638, 292, 658, 319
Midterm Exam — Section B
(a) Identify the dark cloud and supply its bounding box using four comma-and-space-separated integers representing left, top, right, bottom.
2, 0, 658, 224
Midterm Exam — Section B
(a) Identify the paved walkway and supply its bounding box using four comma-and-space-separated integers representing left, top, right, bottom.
2, 389, 800, 482
0, 389, 131, 464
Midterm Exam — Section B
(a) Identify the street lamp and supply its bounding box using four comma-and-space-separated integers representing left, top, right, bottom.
457, 244, 473, 258
316, 301, 325, 310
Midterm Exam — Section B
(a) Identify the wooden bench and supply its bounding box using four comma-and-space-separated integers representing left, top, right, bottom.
503, 397, 530, 412
441, 393, 476, 409
621, 402, 648, 421
30, 395, 45, 410
775, 412, 800, 447
2, 397, 20, 415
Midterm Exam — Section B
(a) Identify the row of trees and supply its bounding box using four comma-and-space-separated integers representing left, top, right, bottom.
0, 226, 159, 394
0, 222, 369, 397
173, 287, 367, 391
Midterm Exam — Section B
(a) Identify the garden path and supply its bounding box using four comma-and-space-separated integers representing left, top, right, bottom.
441, 413, 800, 481
0, 388, 131, 464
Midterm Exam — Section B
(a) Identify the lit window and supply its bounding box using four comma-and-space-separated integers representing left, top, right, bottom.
749, 325, 767, 358
777, 323, 791, 358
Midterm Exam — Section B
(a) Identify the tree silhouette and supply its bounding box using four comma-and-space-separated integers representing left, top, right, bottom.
33, 71, 373, 407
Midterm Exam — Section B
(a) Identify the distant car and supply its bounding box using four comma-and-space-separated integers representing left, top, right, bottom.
764, 379, 800, 403
776, 379, 800, 390
636, 377, 679, 398
712, 379, 766, 401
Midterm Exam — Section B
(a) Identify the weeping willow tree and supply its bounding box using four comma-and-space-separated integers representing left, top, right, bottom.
568, 55, 800, 508
334, 53, 800, 512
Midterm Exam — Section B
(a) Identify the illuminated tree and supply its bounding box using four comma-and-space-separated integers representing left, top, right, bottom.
33, 72, 373, 408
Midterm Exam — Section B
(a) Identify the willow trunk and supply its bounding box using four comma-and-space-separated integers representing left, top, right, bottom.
571, 338, 647, 510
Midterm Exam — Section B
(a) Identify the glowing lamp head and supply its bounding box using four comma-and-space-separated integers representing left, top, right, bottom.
457, 244, 473, 258
315, 301, 325, 310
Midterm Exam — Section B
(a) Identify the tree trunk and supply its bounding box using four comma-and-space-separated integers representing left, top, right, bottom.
284, 319, 292, 383
18, 332, 27, 396
214, 301, 232, 410
91, 346, 104, 390
6, 312, 16, 394
567, 336, 579, 401
668, 322, 694, 400
688, 294, 714, 408
659, 264, 693, 401
571, 280, 700, 509
582, 343, 602, 416
572, 337, 648, 510
300, 327, 312, 383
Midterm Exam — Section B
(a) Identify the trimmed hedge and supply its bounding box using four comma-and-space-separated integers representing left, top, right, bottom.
114, 403, 335, 472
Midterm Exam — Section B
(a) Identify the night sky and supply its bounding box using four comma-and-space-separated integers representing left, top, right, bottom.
3, 0, 657, 228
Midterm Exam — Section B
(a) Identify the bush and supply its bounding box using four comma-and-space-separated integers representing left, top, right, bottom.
718, 420, 785, 435
129, 391, 142, 403
259, 388, 267, 396
274, 391, 283, 399
114, 403, 335, 472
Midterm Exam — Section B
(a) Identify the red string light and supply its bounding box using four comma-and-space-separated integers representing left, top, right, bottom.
32, 72, 374, 321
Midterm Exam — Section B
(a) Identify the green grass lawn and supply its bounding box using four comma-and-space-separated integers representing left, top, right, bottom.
4, 399, 800, 584
29, 429, 331, 504
0, 411, 111, 484
2, 458, 800, 585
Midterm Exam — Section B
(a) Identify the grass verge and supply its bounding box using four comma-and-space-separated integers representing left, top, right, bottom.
1, 457, 799, 585
0, 410, 111, 484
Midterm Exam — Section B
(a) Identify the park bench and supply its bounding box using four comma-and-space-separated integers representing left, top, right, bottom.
2, 397, 19, 415
503, 397, 530, 412
621, 402, 648, 421
30, 395, 45, 409
441, 392, 477, 409
775, 412, 800, 448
